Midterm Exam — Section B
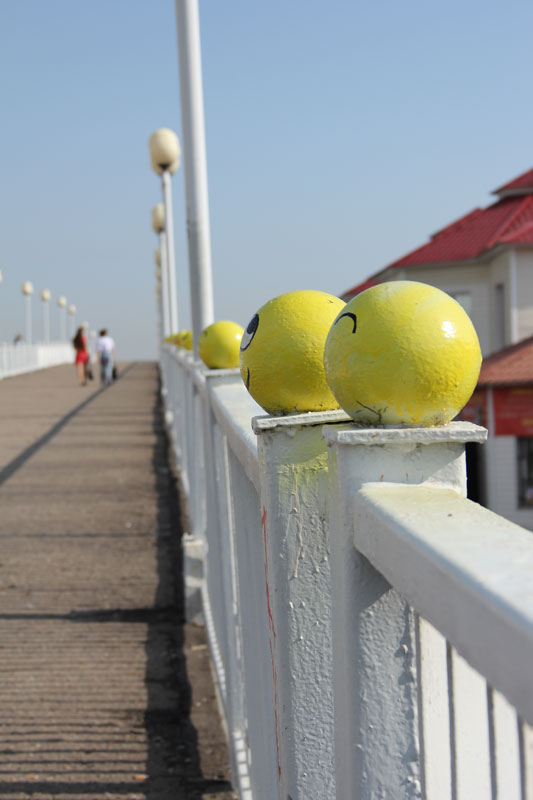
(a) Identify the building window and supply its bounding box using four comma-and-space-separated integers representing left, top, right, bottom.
451, 291, 472, 318
517, 438, 533, 507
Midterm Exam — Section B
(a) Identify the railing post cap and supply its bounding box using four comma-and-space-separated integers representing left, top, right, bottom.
322, 420, 487, 447
252, 408, 350, 436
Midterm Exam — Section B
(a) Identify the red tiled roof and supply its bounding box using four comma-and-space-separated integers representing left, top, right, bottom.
387, 195, 533, 269
493, 167, 533, 196
341, 167, 533, 300
478, 336, 533, 386
340, 277, 378, 301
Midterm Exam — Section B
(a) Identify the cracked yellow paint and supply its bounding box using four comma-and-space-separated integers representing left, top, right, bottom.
240, 290, 345, 415
324, 281, 482, 426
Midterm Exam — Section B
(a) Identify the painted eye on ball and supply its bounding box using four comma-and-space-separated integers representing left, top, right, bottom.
240, 313, 259, 351
334, 312, 357, 333
239, 290, 345, 416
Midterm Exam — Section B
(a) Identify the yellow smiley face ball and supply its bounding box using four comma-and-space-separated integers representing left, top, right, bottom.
199, 321, 244, 369
174, 329, 192, 350
324, 281, 482, 427
240, 290, 346, 415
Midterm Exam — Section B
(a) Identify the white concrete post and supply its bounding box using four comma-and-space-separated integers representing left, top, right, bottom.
161, 170, 179, 334
323, 422, 487, 799
253, 409, 350, 799
175, 0, 215, 354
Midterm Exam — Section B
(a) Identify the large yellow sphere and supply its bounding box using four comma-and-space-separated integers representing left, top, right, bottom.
199, 321, 244, 369
239, 290, 346, 415
324, 281, 482, 427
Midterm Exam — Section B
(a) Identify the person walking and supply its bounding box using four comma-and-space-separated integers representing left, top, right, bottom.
95, 328, 115, 386
72, 327, 89, 386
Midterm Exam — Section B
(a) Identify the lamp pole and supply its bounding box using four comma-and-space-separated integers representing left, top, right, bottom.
161, 170, 179, 334
154, 261, 163, 343
175, 0, 215, 355
22, 281, 34, 344
41, 289, 51, 344
68, 305, 76, 339
149, 129, 180, 335
152, 205, 171, 338
154, 245, 170, 339
57, 296, 67, 341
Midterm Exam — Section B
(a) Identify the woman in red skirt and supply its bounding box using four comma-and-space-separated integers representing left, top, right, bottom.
73, 327, 89, 386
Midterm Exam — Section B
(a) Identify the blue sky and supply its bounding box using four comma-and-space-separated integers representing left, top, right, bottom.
1, 0, 532, 358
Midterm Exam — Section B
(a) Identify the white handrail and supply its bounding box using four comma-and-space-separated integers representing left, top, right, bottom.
0, 342, 74, 379
160, 346, 533, 800
354, 484, 533, 723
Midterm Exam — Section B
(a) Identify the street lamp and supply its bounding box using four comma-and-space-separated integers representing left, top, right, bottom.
152, 207, 170, 338
57, 295, 67, 341
149, 128, 179, 335
41, 289, 51, 344
68, 304, 76, 339
22, 281, 34, 344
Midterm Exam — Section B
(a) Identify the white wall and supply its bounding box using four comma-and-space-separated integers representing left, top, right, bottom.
516, 249, 533, 342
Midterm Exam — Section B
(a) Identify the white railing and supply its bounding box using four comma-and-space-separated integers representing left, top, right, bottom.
0, 342, 74, 379
160, 344, 533, 800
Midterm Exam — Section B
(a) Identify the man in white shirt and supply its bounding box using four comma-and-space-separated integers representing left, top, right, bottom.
95, 329, 115, 386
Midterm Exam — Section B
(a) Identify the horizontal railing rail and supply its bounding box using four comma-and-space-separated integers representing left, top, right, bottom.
0, 342, 74, 379
160, 344, 533, 800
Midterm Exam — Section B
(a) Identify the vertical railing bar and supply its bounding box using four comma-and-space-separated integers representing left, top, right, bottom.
447, 641, 458, 800
487, 685, 498, 799
415, 613, 427, 798
518, 717, 530, 800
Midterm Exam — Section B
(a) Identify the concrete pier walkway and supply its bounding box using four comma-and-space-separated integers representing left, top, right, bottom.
0, 363, 234, 800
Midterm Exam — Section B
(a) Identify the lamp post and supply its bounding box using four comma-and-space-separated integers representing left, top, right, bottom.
155, 262, 163, 343
22, 281, 34, 344
57, 296, 67, 341
41, 289, 51, 344
68, 304, 76, 339
175, 0, 215, 355
152, 206, 171, 339
149, 128, 179, 335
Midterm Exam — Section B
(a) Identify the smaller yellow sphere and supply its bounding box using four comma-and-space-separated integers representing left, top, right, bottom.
199, 321, 244, 369
181, 330, 193, 350
239, 289, 346, 415
324, 281, 482, 427
172, 329, 193, 350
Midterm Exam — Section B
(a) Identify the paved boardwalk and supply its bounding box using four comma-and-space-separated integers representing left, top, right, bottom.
0, 363, 234, 800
